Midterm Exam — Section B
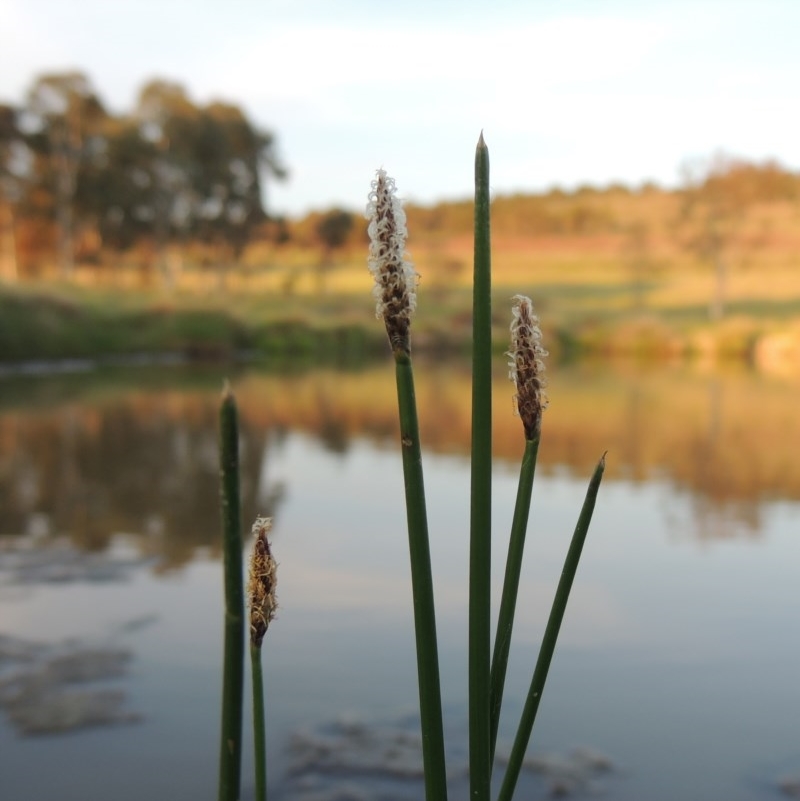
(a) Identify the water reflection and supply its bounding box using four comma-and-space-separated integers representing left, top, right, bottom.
2, 362, 800, 801
0, 379, 285, 566
1, 362, 799, 560
0, 632, 138, 736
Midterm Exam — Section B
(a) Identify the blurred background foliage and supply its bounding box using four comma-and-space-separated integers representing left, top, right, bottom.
3, 70, 800, 290
3, 70, 800, 367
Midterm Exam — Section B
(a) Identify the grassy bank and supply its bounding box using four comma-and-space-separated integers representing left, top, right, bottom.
0, 284, 386, 367
3, 279, 800, 370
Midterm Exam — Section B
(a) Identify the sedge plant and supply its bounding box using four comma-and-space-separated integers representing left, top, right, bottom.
366, 134, 605, 801
366, 169, 449, 801
489, 294, 548, 764
215, 134, 604, 801
470, 133, 493, 801
217, 387, 278, 801
248, 516, 278, 801
218, 384, 245, 801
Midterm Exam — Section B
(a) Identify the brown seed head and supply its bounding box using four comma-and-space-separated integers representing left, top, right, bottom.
366, 169, 418, 355
508, 295, 548, 440
248, 516, 277, 648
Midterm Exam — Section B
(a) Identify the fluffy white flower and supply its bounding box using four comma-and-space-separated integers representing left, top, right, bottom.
366, 169, 418, 353
508, 294, 549, 438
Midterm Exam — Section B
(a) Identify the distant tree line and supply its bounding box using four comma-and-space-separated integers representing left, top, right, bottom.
0, 71, 286, 280
403, 161, 800, 241
676, 155, 800, 319
3, 73, 800, 311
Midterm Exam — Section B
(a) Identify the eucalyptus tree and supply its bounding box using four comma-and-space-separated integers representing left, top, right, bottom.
192, 101, 283, 262
134, 80, 287, 284
314, 207, 354, 291
5, 73, 287, 281
0, 103, 22, 280
24, 71, 108, 277
678, 155, 799, 320
76, 115, 162, 254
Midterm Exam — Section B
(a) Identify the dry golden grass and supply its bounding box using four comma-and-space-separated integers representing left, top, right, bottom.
45, 182, 799, 318
10, 183, 800, 375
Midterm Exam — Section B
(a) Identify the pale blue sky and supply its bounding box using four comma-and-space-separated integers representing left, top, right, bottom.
2, 0, 799, 217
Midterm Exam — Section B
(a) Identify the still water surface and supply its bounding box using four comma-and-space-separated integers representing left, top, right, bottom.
1, 362, 799, 800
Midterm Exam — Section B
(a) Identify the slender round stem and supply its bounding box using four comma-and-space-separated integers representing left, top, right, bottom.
490, 435, 540, 764
394, 351, 449, 801
251, 643, 267, 801
469, 131, 493, 801
497, 454, 606, 801
218, 388, 245, 801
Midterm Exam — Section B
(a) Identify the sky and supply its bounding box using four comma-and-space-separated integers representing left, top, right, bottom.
2, 0, 799, 218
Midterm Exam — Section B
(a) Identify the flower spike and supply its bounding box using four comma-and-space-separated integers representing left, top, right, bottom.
248, 517, 278, 648
366, 169, 418, 355
508, 295, 549, 440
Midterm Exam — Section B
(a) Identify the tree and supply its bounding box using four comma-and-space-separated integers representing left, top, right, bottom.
677, 155, 798, 321
76, 116, 163, 254
620, 220, 654, 312
24, 71, 108, 277
2, 72, 289, 280
314, 208, 354, 291
0, 103, 22, 280
134, 81, 287, 284
315, 208, 353, 255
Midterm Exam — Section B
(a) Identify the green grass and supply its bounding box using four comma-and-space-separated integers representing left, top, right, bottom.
0, 285, 385, 365
4, 269, 800, 366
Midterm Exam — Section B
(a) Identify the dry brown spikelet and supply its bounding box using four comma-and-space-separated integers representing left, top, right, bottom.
366, 169, 418, 355
509, 294, 549, 440
248, 516, 278, 648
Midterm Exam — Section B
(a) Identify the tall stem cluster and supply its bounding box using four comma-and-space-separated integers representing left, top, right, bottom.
365, 136, 606, 801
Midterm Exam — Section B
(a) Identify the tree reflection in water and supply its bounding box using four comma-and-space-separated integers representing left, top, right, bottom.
1, 363, 800, 801
1, 362, 798, 565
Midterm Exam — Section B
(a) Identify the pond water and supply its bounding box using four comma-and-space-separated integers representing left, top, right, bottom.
1, 361, 799, 801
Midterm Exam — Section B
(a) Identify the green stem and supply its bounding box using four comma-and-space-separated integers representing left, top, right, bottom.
218, 387, 245, 801
251, 643, 267, 801
394, 351, 448, 801
497, 453, 606, 801
489, 435, 540, 764
469, 131, 492, 801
